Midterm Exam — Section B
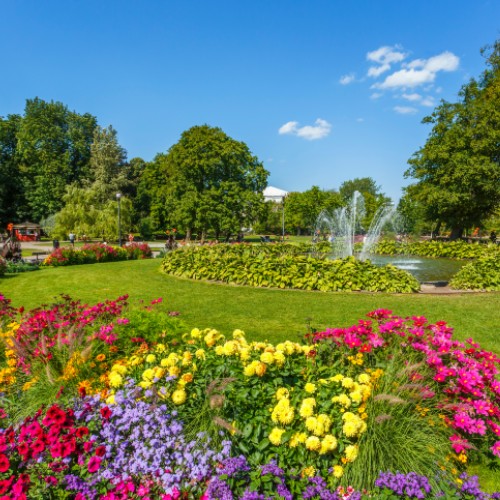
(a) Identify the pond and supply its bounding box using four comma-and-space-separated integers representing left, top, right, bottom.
362, 254, 466, 283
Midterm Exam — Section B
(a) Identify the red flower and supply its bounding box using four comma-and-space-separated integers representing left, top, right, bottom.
31, 439, 45, 455
95, 445, 106, 457
75, 426, 89, 438
0, 454, 9, 473
100, 407, 112, 420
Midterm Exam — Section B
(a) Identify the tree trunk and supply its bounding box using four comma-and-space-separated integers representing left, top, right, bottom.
449, 227, 464, 241
186, 228, 191, 242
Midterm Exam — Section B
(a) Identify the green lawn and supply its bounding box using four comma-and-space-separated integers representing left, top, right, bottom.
2, 258, 499, 352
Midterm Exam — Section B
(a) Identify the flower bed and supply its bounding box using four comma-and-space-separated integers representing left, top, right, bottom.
161, 243, 420, 293
41, 242, 153, 267
0, 294, 499, 498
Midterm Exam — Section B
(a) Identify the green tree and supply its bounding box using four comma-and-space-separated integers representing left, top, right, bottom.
162, 125, 269, 240
405, 41, 500, 240
285, 186, 342, 235
16, 98, 96, 221
0, 115, 25, 227
339, 177, 391, 231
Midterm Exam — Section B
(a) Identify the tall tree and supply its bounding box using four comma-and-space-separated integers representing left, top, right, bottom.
405, 41, 500, 239
89, 125, 127, 203
0, 115, 25, 227
16, 98, 97, 221
163, 125, 269, 240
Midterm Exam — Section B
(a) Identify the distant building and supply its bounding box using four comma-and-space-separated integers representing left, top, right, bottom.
263, 186, 289, 202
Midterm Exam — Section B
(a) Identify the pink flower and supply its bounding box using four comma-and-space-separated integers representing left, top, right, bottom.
87, 456, 101, 473
491, 441, 500, 457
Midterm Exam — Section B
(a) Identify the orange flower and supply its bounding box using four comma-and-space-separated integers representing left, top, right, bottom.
96, 354, 106, 362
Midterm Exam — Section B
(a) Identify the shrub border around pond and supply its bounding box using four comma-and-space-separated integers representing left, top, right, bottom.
161, 243, 421, 293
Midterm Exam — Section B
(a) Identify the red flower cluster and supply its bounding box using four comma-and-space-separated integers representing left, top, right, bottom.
0, 403, 105, 499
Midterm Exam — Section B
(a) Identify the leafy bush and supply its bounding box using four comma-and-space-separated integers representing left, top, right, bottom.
0, 257, 6, 277
374, 239, 500, 260
161, 243, 420, 293
42, 242, 152, 267
449, 256, 500, 291
5, 260, 40, 274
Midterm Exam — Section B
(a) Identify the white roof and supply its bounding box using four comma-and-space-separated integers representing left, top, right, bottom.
263, 185, 289, 201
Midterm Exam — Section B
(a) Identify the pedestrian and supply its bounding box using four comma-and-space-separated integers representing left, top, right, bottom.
69, 232, 75, 246
490, 231, 497, 244
128, 233, 134, 244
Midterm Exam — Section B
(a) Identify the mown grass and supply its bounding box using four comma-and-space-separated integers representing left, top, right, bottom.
2, 258, 499, 351
2, 257, 500, 490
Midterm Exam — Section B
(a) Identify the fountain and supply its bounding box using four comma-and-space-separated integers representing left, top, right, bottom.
312, 192, 464, 282
313, 191, 397, 261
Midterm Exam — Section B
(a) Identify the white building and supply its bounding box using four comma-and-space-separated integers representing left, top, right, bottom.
263, 186, 289, 202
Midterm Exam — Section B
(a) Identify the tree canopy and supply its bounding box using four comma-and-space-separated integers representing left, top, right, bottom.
157, 125, 269, 240
404, 40, 500, 239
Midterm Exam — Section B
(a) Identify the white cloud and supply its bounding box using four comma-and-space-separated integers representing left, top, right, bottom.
356, 118, 364, 122
401, 93, 421, 101
339, 73, 355, 85
394, 106, 418, 114
367, 45, 406, 77
278, 118, 331, 140
374, 50, 459, 90
421, 96, 435, 107
370, 92, 383, 100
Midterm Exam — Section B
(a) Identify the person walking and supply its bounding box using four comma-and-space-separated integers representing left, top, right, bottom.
69, 232, 75, 246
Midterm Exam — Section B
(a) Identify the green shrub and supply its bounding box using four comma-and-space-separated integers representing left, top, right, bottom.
0, 257, 6, 277
161, 243, 420, 293
449, 256, 500, 291
373, 240, 500, 260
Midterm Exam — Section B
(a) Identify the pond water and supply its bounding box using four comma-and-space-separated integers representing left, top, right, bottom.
361, 254, 466, 283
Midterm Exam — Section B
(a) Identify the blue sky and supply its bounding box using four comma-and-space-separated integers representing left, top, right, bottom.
2, 0, 499, 201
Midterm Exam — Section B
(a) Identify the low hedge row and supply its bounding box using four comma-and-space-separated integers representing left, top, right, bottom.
161, 243, 420, 293
450, 256, 500, 291
372, 239, 500, 260
42, 242, 153, 267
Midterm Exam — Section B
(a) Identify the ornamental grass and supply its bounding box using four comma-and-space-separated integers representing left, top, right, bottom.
0, 293, 499, 499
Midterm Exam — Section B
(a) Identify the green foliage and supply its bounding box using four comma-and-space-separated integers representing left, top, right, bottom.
449, 256, 500, 291
16, 97, 97, 221
0, 256, 6, 276
405, 41, 500, 238
161, 243, 420, 293
373, 239, 500, 260
5, 260, 39, 274
157, 125, 269, 240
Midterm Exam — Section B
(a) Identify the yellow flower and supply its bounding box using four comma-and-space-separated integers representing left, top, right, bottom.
273, 351, 286, 367
111, 363, 127, 375
332, 465, 344, 478
260, 352, 274, 365
255, 362, 267, 377
145, 354, 156, 364
350, 391, 363, 404
232, 329, 245, 340
239, 348, 251, 361
139, 380, 152, 389
191, 328, 202, 339
223, 341, 239, 356
195, 349, 206, 360
302, 466, 316, 477
305, 436, 321, 451
155, 343, 166, 353
276, 388, 290, 400
169, 366, 181, 377
106, 394, 116, 405
142, 368, 155, 381
304, 382, 316, 394
172, 389, 187, 405
300, 398, 316, 418
269, 427, 285, 446
317, 414, 332, 433
358, 373, 371, 384
342, 377, 354, 389
320, 434, 338, 454
332, 393, 351, 408
243, 363, 256, 377
305, 416, 318, 432
128, 355, 143, 366
153, 367, 165, 379
342, 420, 358, 437
108, 371, 123, 388
215, 346, 224, 356
344, 444, 359, 462
330, 374, 344, 383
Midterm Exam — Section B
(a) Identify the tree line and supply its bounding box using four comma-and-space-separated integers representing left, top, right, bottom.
1, 41, 498, 242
